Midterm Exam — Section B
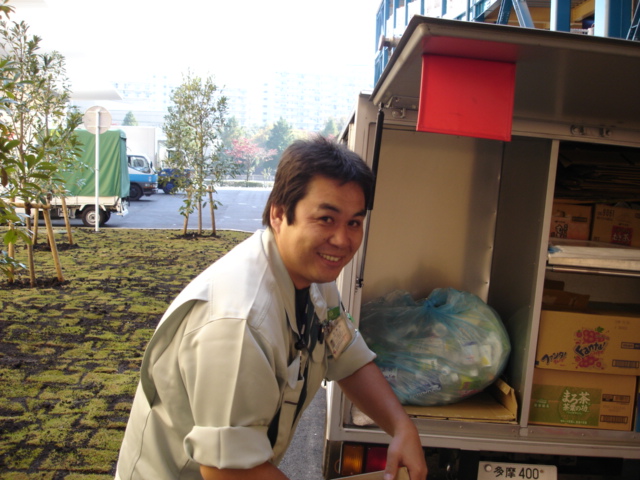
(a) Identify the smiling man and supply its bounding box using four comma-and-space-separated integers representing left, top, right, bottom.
115, 137, 427, 480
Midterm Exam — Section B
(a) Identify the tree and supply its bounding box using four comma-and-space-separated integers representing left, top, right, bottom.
220, 116, 244, 147
163, 72, 239, 236
263, 117, 294, 171
266, 117, 294, 155
0, 19, 25, 282
122, 111, 138, 126
225, 138, 275, 183
321, 117, 347, 138
0, 4, 82, 285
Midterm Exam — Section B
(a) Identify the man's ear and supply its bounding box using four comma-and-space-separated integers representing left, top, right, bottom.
270, 204, 285, 233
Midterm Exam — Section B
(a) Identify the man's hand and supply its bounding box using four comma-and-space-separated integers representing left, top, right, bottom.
382, 419, 425, 480
338, 362, 428, 480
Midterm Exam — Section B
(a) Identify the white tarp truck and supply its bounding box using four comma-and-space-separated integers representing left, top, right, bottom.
324, 16, 640, 480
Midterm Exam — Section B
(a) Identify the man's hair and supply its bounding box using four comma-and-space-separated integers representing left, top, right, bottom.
262, 136, 374, 228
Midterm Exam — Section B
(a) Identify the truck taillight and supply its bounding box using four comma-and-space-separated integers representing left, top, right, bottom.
365, 446, 388, 473
340, 443, 389, 476
340, 444, 365, 476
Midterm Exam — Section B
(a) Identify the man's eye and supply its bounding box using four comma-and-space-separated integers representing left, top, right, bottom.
349, 220, 363, 228
319, 216, 334, 224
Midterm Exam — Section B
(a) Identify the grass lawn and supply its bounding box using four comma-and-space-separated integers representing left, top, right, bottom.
0, 228, 250, 479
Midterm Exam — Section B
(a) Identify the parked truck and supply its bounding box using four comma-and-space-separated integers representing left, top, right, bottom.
324, 16, 640, 480
119, 125, 166, 168
127, 153, 158, 200
49, 129, 129, 227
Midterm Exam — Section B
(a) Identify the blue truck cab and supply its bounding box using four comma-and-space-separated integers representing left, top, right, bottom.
127, 154, 158, 201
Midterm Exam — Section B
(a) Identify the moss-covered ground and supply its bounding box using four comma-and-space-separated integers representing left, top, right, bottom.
0, 228, 250, 479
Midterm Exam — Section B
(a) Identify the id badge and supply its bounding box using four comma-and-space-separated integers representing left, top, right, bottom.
326, 312, 353, 359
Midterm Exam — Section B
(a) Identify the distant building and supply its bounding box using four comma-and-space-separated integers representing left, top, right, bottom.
106, 68, 372, 131
224, 69, 371, 131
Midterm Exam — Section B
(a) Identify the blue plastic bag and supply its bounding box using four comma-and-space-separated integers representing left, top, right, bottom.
360, 288, 511, 406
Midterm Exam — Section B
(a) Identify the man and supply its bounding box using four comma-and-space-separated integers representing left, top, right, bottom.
116, 137, 427, 480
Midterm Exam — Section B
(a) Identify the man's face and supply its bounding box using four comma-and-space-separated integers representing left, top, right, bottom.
271, 175, 367, 289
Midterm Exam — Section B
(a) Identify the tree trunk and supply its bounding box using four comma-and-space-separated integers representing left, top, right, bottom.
208, 187, 216, 236
182, 190, 192, 236
60, 196, 74, 245
44, 200, 64, 282
25, 210, 36, 287
182, 215, 189, 235
7, 225, 16, 283
197, 199, 203, 235
32, 207, 40, 245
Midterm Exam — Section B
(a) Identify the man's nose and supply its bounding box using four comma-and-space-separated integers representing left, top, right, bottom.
329, 224, 351, 247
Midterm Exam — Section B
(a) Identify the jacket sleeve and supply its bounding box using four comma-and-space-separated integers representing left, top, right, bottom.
316, 282, 377, 383
325, 320, 377, 382
178, 300, 281, 470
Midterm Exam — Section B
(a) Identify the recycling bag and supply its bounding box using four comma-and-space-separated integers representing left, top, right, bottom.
360, 288, 511, 406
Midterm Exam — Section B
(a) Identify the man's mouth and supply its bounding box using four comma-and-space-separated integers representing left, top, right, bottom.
319, 253, 341, 263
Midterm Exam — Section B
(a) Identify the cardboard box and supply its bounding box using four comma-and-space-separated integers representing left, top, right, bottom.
635, 379, 640, 433
535, 309, 640, 375
591, 204, 640, 248
550, 203, 592, 240
336, 467, 409, 480
352, 379, 517, 426
529, 368, 636, 431
403, 378, 517, 424
542, 288, 590, 310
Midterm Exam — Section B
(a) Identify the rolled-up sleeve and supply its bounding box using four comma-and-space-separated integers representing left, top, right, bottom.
178, 301, 280, 469
326, 328, 377, 382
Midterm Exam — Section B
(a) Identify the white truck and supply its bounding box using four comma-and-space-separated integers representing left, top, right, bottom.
49, 129, 129, 227
324, 16, 640, 480
118, 125, 164, 169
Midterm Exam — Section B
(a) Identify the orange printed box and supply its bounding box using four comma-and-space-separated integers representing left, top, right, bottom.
535, 310, 640, 375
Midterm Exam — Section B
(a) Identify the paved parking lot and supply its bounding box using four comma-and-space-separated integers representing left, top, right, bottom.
49, 187, 272, 233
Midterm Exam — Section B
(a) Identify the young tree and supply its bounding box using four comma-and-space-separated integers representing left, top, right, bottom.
225, 138, 275, 183
122, 111, 138, 126
0, 6, 82, 285
163, 72, 238, 236
0, 28, 25, 281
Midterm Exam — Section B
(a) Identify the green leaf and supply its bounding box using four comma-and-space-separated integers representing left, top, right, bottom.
3, 228, 18, 245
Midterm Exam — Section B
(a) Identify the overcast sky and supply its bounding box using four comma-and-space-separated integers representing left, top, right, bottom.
11, 0, 380, 94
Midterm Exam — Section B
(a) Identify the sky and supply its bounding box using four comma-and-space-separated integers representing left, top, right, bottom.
10, 0, 381, 98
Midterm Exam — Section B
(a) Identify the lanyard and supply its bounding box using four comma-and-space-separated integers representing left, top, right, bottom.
267, 298, 321, 448
295, 294, 323, 351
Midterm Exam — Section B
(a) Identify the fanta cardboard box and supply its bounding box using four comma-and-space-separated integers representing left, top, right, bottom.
535, 309, 640, 375
529, 368, 636, 431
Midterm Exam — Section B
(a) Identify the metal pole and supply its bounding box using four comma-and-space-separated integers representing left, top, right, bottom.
356, 105, 385, 289
95, 110, 100, 232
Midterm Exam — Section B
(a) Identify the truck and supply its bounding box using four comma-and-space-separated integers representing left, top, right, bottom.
118, 125, 166, 168
49, 129, 129, 227
324, 16, 640, 480
127, 153, 158, 200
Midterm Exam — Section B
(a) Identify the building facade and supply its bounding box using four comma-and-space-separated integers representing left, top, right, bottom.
107, 68, 372, 132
